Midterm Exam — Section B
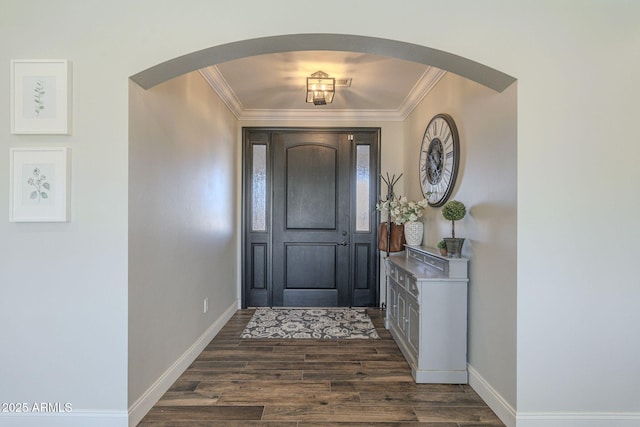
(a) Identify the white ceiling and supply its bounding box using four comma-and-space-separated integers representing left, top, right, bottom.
199, 50, 446, 122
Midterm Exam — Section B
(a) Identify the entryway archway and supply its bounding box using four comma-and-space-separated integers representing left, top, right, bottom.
128, 32, 518, 426
130, 34, 515, 92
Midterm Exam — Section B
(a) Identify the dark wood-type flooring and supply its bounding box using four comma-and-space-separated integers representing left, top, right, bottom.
139, 309, 505, 426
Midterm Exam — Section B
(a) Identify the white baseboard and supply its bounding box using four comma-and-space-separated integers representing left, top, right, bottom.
0, 411, 127, 427
468, 364, 517, 427
516, 412, 640, 427
468, 365, 640, 427
127, 301, 238, 427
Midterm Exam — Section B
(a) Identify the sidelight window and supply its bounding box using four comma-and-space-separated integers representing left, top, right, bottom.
251, 144, 267, 231
355, 144, 371, 232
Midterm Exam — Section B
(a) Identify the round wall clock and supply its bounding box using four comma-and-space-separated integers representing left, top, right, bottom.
419, 113, 460, 207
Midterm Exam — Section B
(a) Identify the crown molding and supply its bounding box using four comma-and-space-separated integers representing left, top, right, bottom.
199, 65, 446, 122
235, 108, 408, 122
397, 67, 447, 120
198, 67, 244, 119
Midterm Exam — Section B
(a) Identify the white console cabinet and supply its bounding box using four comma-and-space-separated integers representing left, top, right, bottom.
385, 245, 469, 383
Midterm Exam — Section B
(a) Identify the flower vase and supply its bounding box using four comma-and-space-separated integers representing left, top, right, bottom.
404, 221, 423, 246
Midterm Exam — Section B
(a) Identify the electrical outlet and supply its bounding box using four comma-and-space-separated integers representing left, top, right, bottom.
203, 298, 208, 314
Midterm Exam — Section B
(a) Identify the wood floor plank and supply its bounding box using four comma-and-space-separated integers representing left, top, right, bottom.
359, 391, 485, 406
303, 369, 415, 382
177, 369, 304, 381
140, 405, 264, 422
299, 423, 458, 427
196, 352, 305, 361
139, 422, 297, 427
155, 391, 219, 406
245, 361, 363, 371
196, 380, 331, 395
331, 380, 466, 393
166, 380, 200, 392
240, 339, 341, 347
262, 404, 419, 422
304, 352, 405, 361
262, 405, 418, 423
186, 360, 249, 369
413, 406, 504, 423
361, 360, 412, 370
272, 345, 378, 354
218, 391, 360, 405
199, 348, 276, 357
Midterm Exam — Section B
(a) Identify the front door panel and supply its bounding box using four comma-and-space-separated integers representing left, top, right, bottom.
272, 133, 350, 307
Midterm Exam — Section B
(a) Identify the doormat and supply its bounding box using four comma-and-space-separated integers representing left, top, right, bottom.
241, 308, 380, 339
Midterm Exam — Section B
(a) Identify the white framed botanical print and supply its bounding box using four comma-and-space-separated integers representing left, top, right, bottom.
9, 147, 71, 222
11, 60, 71, 134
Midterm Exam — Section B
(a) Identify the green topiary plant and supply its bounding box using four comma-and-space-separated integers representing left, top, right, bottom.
441, 200, 466, 238
437, 239, 448, 256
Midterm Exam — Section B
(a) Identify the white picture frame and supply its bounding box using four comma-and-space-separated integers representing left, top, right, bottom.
11, 60, 71, 134
9, 147, 71, 222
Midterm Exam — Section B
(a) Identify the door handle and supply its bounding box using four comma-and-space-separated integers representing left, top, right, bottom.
338, 241, 349, 246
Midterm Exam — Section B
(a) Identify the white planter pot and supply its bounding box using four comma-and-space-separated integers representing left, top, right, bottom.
404, 221, 423, 246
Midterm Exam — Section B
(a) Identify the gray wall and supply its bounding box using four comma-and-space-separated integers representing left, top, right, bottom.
403, 74, 517, 417
128, 72, 238, 408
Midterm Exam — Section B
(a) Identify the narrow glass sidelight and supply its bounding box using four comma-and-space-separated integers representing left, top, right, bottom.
355, 144, 371, 232
251, 144, 267, 231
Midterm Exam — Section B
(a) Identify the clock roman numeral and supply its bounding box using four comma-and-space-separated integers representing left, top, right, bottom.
442, 130, 451, 147
442, 167, 452, 181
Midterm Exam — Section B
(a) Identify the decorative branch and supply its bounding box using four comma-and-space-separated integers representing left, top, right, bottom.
380, 173, 402, 257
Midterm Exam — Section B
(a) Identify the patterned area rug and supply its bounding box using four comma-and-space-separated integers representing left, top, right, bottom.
241, 308, 380, 339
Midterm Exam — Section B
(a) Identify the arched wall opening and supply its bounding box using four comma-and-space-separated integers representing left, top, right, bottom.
128, 32, 518, 426
130, 33, 515, 92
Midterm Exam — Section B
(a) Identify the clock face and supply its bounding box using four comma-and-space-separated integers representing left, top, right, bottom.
419, 114, 460, 207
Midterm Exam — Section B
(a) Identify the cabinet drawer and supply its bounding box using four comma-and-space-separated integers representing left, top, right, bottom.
408, 251, 447, 273
424, 256, 447, 273
397, 271, 406, 288
408, 250, 424, 263
387, 262, 398, 281
407, 275, 419, 297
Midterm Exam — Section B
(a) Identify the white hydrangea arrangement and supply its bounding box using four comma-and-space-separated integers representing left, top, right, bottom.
376, 196, 429, 225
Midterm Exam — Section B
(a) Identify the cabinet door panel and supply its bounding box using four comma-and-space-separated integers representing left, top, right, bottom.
397, 291, 407, 335
407, 298, 420, 356
388, 282, 398, 325
407, 275, 419, 297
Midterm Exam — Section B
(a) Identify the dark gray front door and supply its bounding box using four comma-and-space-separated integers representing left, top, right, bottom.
243, 128, 379, 308
272, 132, 350, 307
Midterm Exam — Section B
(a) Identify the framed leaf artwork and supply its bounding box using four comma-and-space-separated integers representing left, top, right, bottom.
9, 147, 71, 222
11, 60, 71, 134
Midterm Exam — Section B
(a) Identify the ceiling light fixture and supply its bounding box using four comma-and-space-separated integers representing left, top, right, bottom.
306, 70, 335, 105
